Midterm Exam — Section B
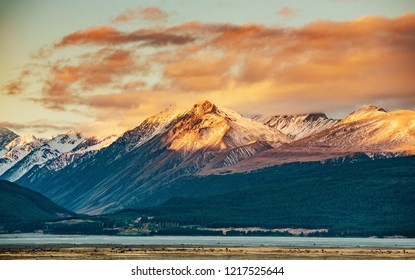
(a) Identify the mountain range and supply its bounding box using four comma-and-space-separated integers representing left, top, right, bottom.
1, 101, 414, 215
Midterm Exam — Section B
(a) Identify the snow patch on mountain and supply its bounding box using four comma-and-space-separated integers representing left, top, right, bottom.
291, 106, 415, 153
253, 113, 338, 140
46, 134, 119, 171
339, 105, 387, 124
0, 127, 19, 151
0, 135, 43, 176
47, 131, 84, 153
117, 105, 182, 153
210, 141, 274, 169
0, 132, 84, 181
164, 101, 290, 153
222, 107, 291, 147
75, 134, 119, 154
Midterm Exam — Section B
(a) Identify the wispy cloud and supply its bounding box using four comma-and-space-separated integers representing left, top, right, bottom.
3, 69, 31, 95
0, 121, 74, 135
112, 6, 168, 24
55, 26, 194, 48
276, 6, 300, 17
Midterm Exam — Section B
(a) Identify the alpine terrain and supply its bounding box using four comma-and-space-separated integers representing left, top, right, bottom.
253, 113, 338, 140
0, 127, 19, 150
14, 101, 290, 214
0, 101, 414, 218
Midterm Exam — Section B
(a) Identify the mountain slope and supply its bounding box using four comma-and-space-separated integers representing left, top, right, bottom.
42, 134, 119, 172
0, 180, 73, 223
253, 113, 338, 140
208, 105, 415, 174
17, 101, 290, 214
162, 102, 289, 152
0, 135, 43, 176
290, 105, 415, 153
140, 155, 415, 237
0, 131, 84, 181
0, 127, 19, 150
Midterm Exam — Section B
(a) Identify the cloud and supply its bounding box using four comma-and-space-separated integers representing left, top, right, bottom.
38, 48, 146, 109
2, 69, 31, 95
30, 45, 53, 60
112, 7, 168, 23
122, 80, 147, 90
6, 13, 415, 135
163, 54, 235, 91
55, 26, 194, 48
0, 121, 74, 135
277, 6, 299, 17
170, 14, 414, 114
4, 80, 24, 96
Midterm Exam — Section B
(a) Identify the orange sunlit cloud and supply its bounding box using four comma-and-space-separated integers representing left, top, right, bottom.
35, 48, 146, 109
5, 13, 415, 136
55, 26, 195, 48
3, 69, 31, 95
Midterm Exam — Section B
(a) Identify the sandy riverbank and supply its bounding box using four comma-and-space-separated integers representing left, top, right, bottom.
1, 245, 414, 260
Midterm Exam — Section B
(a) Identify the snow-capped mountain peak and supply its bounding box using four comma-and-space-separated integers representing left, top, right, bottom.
164, 101, 291, 152
72, 135, 118, 154
188, 100, 218, 116
43, 134, 120, 172
0, 127, 19, 151
47, 131, 84, 153
4, 135, 39, 151
0, 135, 43, 176
290, 107, 415, 154
339, 104, 388, 124
116, 105, 181, 152
0, 131, 85, 181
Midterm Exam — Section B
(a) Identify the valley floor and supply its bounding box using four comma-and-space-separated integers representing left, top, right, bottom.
0, 245, 414, 260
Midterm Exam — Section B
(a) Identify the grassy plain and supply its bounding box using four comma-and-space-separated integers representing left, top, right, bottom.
1, 245, 414, 260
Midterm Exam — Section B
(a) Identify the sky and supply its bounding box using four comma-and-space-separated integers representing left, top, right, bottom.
1, 0, 415, 138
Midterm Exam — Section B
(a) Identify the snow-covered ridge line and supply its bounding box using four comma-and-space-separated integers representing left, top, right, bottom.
3, 101, 415, 215
46, 134, 120, 172
0, 127, 19, 151
253, 113, 338, 140
0, 135, 43, 176
0, 130, 119, 180
2, 102, 415, 191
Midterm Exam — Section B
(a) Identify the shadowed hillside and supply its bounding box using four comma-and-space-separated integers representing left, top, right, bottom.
0, 180, 73, 231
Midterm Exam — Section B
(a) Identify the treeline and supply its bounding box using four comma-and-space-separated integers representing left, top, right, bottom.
138, 156, 415, 237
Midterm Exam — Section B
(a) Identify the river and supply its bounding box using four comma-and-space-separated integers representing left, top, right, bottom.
0, 234, 414, 248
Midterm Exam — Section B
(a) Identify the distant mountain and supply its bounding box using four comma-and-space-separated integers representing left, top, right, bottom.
253, 113, 338, 140
0, 131, 84, 181
0, 127, 19, 150
0, 180, 73, 224
17, 101, 290, 214
0, 135, 43, 176
0, 131, 118, 181
209, 105, 415, 174
289, 105, 415, 153
45, 134, 119, 172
